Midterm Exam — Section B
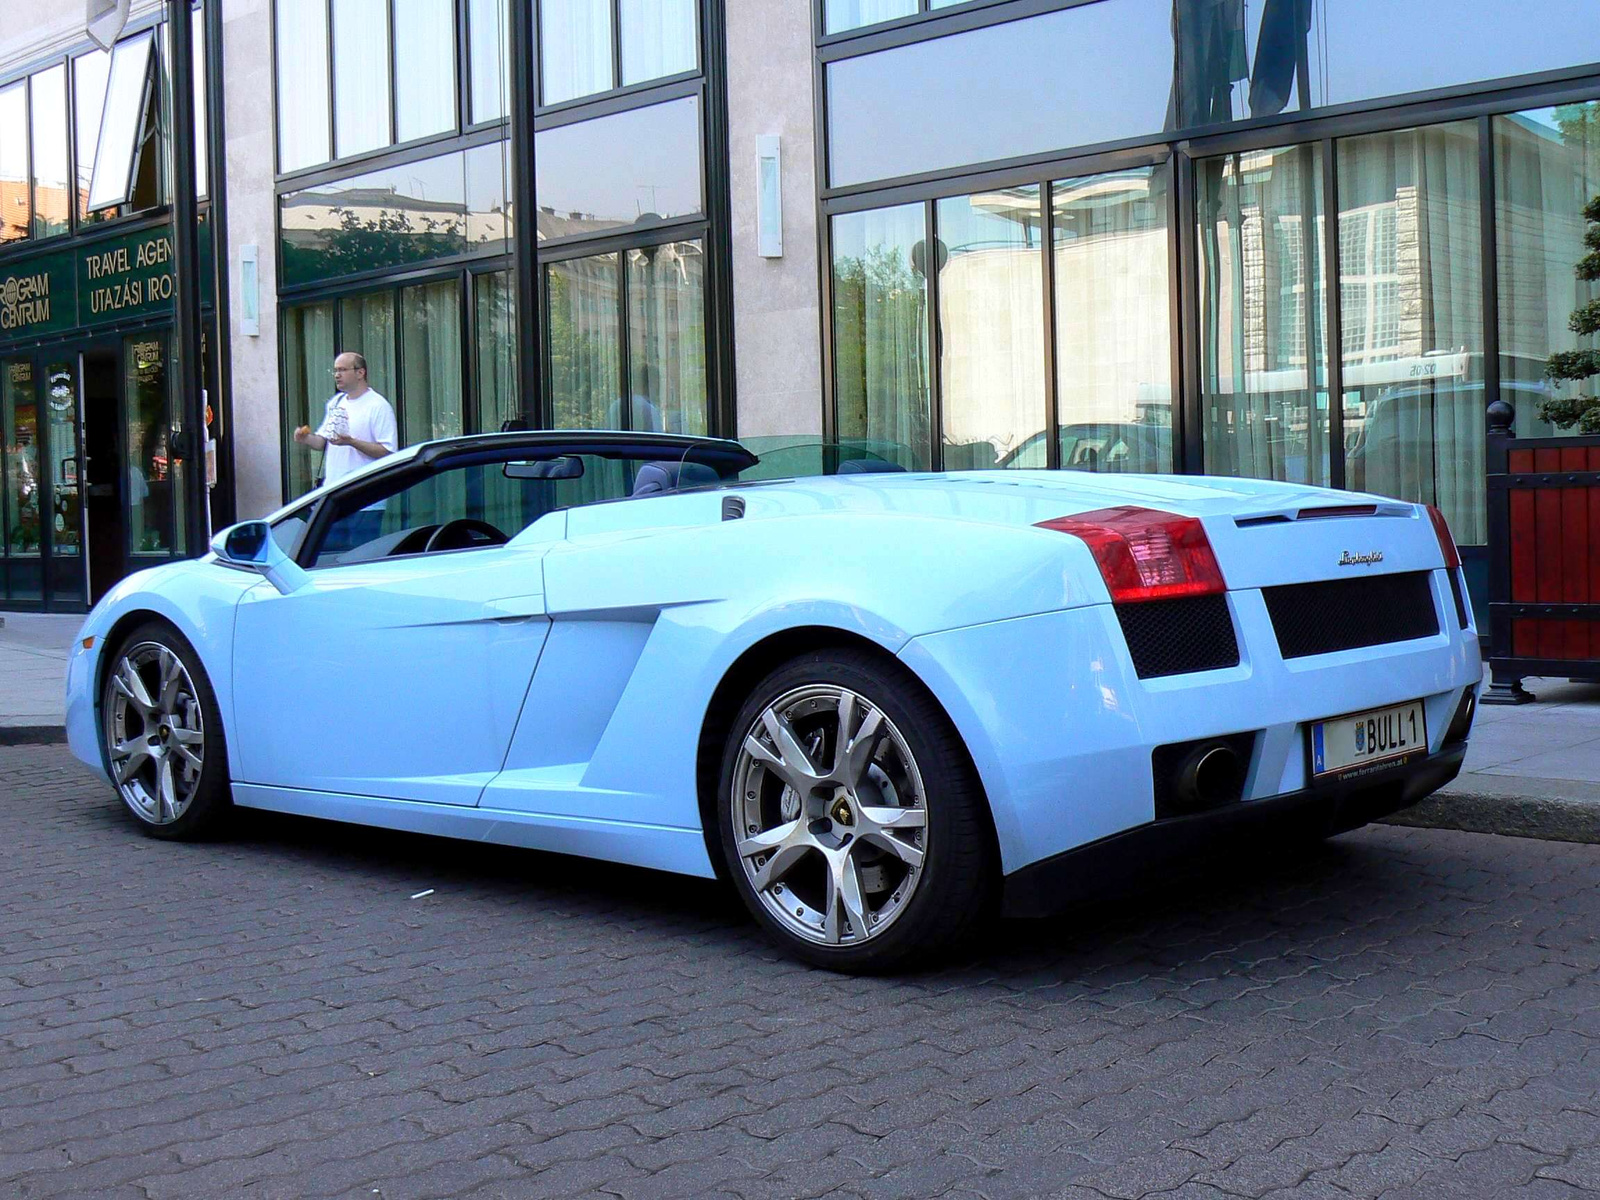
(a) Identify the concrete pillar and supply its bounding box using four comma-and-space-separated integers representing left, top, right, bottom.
724, 0, 823, 438
220, 0, 282, 519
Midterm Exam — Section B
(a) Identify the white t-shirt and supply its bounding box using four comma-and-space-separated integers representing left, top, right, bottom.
317, 389, 397, 484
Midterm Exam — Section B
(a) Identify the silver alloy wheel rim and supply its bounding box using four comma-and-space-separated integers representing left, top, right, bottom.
104, 641, 205, 826
732, 684, 928, 946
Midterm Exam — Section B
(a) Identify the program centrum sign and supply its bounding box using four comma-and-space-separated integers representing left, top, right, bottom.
0, 221, 213, 345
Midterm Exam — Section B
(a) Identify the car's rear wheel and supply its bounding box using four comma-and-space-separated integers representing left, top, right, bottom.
717, 650, 994, 972
101, 621, 231, 840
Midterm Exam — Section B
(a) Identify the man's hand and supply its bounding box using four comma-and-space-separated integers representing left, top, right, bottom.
293, 425, 313, 444
293, 425, 327, 450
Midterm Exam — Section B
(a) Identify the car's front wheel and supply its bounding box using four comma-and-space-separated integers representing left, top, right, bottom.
101, 620, 232, 840
717, 650, 994, 972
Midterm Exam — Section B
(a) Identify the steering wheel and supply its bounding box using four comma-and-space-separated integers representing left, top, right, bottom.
423, 517, 509, 553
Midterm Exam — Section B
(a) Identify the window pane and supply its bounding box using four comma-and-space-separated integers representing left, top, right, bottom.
540, 0, 613, 105
547, 253, 620, 429
31, 67, 69, 239
3, 362, 42, 599
1339, 123, 1483, 542
1178, 0, 1600, 131
824, 0, 916, 35
620, 0, 696, 86
338, 291, 396, 399
933, 187, 1044, 469
275, 0, 330, 170
279, 151, 468, 287
826, 0, 1174, 188
535, 96, 701, 240
1199, 145, 1329, 488
125, 338, 172, 557
1496, 104, 1600, 438
475, 271, 517, 432
468, 0, 510, 122
1, 83, 30, 242
627, 239, 706, 435
282, 300, 336, 498
333, 0, 391, 158
74, 50, 115, 223
832, 204, 931, 470
465, 140, 508, 252
1054, 166, 1174, 473
89, 29, 155, 211
400, 280, 463, 444
395, 0, 456, 142
192, 6, 208, 198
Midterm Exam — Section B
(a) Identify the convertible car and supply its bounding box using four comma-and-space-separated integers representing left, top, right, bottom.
66, 431, 1481, 971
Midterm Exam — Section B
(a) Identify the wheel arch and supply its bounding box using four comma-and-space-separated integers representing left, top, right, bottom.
693, 625, 998, 883
90, 607, 219, 775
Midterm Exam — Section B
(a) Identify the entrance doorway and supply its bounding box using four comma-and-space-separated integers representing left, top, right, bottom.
0, 331, 192, 611
82, 346, 122, 605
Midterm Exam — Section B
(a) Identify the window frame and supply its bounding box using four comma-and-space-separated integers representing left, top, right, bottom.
533, 0, 702, 114
87, 28, 158, 215
814, 0, 1600, 502
271, 0, 512, 183
0, 4, 213, 260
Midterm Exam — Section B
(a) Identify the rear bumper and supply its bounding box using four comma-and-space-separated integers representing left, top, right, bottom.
1000, 742, 1466, 918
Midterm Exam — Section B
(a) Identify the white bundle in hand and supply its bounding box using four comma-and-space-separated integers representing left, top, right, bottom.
315, 397, 350, 442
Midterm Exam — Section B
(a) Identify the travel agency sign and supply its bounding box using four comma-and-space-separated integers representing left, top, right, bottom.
0, 222, 212, 344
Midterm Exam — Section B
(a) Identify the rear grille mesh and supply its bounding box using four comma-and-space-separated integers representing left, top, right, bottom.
1263, 570, 1439, 659
1116, 594, 1240, 679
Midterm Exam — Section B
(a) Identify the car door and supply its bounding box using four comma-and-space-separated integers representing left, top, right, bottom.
231, 451, 560, 806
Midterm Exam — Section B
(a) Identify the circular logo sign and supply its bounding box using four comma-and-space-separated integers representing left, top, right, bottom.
0, 277, 17, 309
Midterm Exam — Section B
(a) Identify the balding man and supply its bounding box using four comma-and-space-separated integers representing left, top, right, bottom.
293, 351, 397, 489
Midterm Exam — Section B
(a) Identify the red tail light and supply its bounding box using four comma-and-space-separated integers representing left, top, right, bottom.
1425, 504, 1461, 570
1037, 506, 1227, 603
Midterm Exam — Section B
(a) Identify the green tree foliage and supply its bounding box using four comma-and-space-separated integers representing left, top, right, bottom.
1542, 115, 1600, 433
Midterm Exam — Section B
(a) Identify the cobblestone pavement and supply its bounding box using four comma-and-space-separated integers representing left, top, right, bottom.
5, 744, 1600, 1200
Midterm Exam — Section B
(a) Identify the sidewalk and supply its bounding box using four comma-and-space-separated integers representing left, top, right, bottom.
5, 611, 1600, 841
0, 612, 82, 744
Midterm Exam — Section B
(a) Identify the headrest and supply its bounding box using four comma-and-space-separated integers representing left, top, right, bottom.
631, 460, 721, 496
836, 458, 906, 474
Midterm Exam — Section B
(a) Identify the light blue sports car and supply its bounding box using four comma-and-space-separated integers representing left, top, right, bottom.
65, 431, 1482, 970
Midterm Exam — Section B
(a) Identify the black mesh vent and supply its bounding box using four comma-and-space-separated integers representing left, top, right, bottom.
1263, 571, 1439, 659
1116, 594, 1240, 679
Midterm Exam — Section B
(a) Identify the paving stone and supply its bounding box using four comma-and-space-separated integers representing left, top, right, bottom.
7, 744, 1600, 1200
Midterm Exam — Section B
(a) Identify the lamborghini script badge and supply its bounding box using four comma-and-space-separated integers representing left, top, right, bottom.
1339, 550, 1384, 566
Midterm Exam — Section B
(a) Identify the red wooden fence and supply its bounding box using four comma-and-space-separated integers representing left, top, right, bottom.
1487, 428, 1600, 703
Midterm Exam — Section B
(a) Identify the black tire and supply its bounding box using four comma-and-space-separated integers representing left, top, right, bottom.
717, 648, 995, 973
99, 619, 232, 841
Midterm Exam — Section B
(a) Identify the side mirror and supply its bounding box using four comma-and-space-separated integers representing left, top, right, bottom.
210, 520, 309, 596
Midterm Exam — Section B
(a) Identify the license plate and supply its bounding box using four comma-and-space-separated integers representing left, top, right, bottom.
1310, 700, 1427, 782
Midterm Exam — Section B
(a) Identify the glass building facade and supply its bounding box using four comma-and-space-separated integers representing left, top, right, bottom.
0, 5, 219, 610
271, 0, 731, 501
818, 0, 1600, 616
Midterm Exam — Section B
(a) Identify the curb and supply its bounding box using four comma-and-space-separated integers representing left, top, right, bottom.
0, 725, 69, 746
1380, 782, 1600, 845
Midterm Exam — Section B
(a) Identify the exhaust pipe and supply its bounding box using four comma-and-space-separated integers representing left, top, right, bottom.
1175, 743, 1245, 810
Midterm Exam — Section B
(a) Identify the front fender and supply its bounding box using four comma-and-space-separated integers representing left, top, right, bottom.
67, 559, 261, 781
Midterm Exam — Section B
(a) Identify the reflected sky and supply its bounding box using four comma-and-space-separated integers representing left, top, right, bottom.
827, 0, 1174, 188
535, 96, 701, 239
